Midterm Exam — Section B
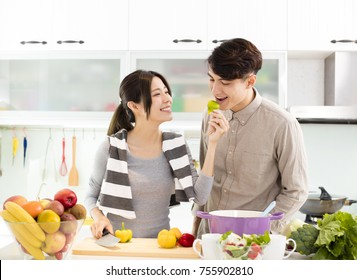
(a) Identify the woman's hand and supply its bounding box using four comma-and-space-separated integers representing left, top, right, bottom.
207, 110, 229, 143
90, 210, 114, 239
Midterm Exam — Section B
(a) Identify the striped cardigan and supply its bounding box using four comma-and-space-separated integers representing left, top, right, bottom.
97, 129, 195, 219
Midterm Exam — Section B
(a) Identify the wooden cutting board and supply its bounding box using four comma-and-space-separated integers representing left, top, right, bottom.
72, 237, 200, 259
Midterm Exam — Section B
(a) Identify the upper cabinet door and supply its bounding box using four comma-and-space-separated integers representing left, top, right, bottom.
0, 0, 52, 51
128, 0, 208, 50
288, 0, 357, 51
52, 0, 129, 50
207, 0, 288, 51
0, 0, 128, 51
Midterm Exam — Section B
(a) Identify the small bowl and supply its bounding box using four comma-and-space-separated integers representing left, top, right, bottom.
4, 218, 84, 260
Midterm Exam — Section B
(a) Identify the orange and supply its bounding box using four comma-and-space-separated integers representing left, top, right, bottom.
157, 229, 177, 249
37, 209, 61, 233
169, 227, 182, 240
22, 201, 43, 218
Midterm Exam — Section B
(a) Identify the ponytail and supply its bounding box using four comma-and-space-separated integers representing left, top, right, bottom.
107, 103, 134, 136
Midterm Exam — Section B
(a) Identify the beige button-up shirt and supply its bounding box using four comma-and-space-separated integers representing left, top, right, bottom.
196, 90, 309, 235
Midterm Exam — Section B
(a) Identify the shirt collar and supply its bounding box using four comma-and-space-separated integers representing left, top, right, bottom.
222, 88, 262, 126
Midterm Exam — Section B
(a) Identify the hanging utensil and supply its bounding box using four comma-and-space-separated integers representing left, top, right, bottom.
23, 136, 28, 167
68, 135, 79, 186
0, 131, 3, 177
37, 130, 58, 199
12, 134, 19, 166
59, 137, 68, 176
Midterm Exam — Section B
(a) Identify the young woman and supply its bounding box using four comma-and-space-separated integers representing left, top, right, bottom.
85, 70, 228, 238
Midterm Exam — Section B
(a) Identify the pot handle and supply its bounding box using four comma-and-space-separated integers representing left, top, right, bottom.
196, 211, 212, 220
269, 212, 284, 221
345, 199, 357, 206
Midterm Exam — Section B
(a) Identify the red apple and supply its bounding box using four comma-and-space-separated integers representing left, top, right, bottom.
54, 188, 77, 209
65, 233, 75, 246
55, 251, 64, 260
60, 213, 78, 234
44, 200, 65, 216
3, 195, 27, 209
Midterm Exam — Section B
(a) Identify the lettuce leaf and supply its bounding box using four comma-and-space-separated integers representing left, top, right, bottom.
313, 211, 357, 260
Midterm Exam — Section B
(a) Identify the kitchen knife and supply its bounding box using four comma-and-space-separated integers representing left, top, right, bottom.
95, 228, 120, 248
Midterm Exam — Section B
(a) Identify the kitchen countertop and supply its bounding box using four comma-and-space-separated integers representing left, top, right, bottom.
0, 219, 308, 260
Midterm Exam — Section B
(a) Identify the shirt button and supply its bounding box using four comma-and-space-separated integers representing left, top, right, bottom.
241, 121, 245, 125
231, 130, 235, 133
224, 190, 227, 193
229, 151, 232, 154
228, 171, 232, 174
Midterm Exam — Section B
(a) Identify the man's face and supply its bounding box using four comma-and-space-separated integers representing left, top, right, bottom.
208, 68, 256, 112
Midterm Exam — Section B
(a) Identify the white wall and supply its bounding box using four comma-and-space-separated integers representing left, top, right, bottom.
300, 123, 357, 215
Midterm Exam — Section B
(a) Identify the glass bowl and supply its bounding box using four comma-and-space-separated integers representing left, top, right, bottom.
220, 243, 266, 260
3, 218, 84, 260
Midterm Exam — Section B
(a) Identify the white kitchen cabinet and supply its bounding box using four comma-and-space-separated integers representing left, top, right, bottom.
129, 0, 287, 51
0, 0, 52, 51
207, 0, 288, 51
288, 0, 357, 52
0, 0, 129, 51
128, 0, 208, 50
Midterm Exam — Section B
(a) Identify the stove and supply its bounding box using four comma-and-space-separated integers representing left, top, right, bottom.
304, 214, 323, 224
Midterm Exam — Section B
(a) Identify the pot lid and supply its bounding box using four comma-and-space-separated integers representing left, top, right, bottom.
308, 186, 346, 201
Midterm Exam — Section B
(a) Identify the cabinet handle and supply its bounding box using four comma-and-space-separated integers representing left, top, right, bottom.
331, 39, 357, 44
212, 39, 228, 44
20, 41, 47, 45
57, 40, 85, 44
173, 39, 202, 44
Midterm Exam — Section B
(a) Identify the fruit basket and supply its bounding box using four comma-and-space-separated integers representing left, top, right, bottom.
1, 188, 87, 260
3, 218, 84, 260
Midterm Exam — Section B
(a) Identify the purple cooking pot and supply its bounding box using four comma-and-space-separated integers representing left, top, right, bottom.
196, 210, 284, 236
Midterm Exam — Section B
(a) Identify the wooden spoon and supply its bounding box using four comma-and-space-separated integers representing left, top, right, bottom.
68, 136, 78, 186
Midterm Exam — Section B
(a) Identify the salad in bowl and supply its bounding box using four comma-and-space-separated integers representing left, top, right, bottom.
219, 230, 271, 260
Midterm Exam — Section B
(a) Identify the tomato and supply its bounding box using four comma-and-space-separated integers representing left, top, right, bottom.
250, 243, 262, 253
22, 201, 43, 218
178, 233, 195, 247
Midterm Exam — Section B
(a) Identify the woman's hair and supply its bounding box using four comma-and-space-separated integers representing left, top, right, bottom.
107, 69, 172, 135
207, 38, 262, 80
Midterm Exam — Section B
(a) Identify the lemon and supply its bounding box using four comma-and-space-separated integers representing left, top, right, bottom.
37, 209, 61, 234
169, 227, 182, 240
157, 229, 177, 249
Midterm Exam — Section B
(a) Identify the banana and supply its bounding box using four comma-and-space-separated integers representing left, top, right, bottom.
8, 222, 45, 260
1, 209, 43, 248
4, 201, 46, 242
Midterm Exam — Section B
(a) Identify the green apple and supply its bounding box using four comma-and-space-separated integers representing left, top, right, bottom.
207, 100, 220, 115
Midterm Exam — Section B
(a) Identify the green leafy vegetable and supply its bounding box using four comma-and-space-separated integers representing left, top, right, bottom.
290, 224, 319, 255
289, 211, 357, 260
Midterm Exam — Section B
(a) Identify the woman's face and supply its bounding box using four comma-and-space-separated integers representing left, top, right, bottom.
208, 68, 255, 112
148, 76, 173, 122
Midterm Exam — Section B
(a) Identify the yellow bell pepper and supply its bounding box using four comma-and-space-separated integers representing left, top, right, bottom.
157, 229, 177, 249
115, 222, 132, 243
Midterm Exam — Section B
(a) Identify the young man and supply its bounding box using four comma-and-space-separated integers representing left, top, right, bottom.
193, 38, 309, 237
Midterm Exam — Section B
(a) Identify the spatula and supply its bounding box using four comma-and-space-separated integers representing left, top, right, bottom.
68, 135, 78, 186
95, 228, 120, 247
